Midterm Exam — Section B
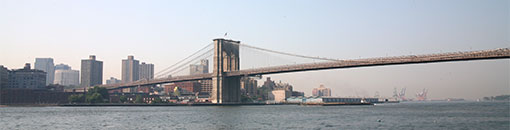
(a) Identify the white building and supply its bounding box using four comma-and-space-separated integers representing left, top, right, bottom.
54, 69, 80, 86
268, 89, 291, 103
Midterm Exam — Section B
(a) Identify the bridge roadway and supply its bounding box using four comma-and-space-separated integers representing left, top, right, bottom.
101, 48, 509, 90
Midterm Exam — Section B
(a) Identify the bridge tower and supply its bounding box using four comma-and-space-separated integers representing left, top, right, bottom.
211, 38, 241, 103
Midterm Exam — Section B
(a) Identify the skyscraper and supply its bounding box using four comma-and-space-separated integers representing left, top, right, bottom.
312, 84, 331, 97
139, 62, 154, 80
34, 58, 54, 85
54, 64, 79, 86
122, 55, 139, 83
81, 55, 103, 87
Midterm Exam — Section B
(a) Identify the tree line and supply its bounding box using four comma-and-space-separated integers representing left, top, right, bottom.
68, 86, 163, 104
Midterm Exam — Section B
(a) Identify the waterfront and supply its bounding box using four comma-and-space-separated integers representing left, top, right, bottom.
1, 101, 508, 130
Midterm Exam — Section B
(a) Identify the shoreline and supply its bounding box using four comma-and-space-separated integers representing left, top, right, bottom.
0, 102, 377, 107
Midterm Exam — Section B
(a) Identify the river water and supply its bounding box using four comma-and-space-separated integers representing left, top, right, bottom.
1, 101, 508, 130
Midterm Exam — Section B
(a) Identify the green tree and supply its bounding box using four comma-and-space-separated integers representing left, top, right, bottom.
135, 95, 144, 103
84, 86, 110, 103
119, 95, 128, 103
68, 94, 84, 103
87, 86, 109, 100
86, 93, 104, 103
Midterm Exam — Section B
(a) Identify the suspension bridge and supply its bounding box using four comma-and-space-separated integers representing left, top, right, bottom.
97, 38, 510, 103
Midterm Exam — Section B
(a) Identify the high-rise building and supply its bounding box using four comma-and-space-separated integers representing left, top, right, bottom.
139, 62, 154, 80
54, 70, 79, 87
34, 58, 54, 85
54, 64, 79, 86
312, 84, 331, 97
0, 65, 9, 88
106, 77, 121, 84
190, 59, 208, 75
54, 64, 71, 70
122, 56, 139, 83
7, 63, 46, 89
81, 55, 103, 87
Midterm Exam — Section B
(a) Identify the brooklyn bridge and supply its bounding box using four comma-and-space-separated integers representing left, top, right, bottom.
90, 38, 510, 103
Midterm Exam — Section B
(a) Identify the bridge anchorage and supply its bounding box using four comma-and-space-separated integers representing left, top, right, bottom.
97, 38, 510, 104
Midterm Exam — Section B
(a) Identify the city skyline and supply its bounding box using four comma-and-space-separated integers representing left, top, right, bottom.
1, 0, 508, 99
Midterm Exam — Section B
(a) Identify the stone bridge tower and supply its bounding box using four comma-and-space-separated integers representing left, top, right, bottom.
211, 38, 241, 103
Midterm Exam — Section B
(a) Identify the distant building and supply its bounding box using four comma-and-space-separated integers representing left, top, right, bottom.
262, 77, 276, 90
35, 58, 54, 85
291, 91, 305, 97
54, 64, 71, 70
139, 62, 154, 80
258, 77, 294, 101
188, 59, 212, 95
268, 89, 291, 103
164, 81, 201, 94
198, 80, 212, 94
0, 65, 9, 88
275, 81, 293, 91
190, 59, 208, 75
1, 89, 76, 105
106, 77, 121, 84
312, 84, 331, 97
7, 63, 46, 89
81, 55, 103, 87
241, 77, 257, 96
54, 69, 79, 86
53, 64, 79, 87
122, 55, 139, 83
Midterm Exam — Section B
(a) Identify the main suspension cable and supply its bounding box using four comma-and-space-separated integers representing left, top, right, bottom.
156, 49, 213, 78
154, 43, 213, 76
235, 42, 340, 61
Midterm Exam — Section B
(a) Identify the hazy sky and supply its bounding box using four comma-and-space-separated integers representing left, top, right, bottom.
1, 0, 508, 100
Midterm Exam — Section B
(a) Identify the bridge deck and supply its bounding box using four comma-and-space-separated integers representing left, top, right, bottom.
227, 48, 510, 77
100, 73, 213, 89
